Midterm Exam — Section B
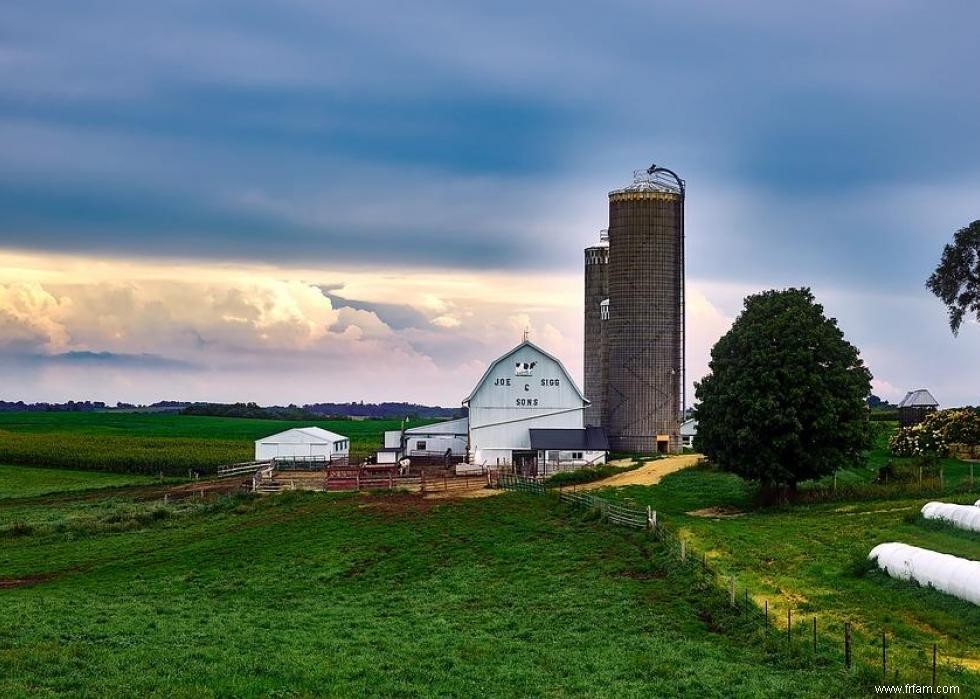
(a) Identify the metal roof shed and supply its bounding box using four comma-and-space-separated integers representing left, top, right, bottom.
255, 427, 349, 462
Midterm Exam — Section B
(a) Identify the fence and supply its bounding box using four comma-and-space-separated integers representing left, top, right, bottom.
496, 475, 974, 691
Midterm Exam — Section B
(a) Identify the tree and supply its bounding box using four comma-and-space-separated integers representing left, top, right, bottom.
926, 219, 980, 335
693, 288, 872, 495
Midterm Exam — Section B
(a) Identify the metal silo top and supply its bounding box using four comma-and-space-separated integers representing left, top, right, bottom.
609, 164, 685, 198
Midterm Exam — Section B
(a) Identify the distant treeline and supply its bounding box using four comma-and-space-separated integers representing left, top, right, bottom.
0, 400, 110, 412
304, 402, 465, 419
0, 400, 190, 413
180, 401, 465, 420
181, 403, 318, 420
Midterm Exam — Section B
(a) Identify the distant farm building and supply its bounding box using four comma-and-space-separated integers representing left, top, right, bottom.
897, 389, 939, 428
680, 418, 697, 450
377, 340, 608, 476
255, 427, 349, 464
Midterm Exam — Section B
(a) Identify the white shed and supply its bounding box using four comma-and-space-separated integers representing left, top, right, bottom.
255, 427, 350, 463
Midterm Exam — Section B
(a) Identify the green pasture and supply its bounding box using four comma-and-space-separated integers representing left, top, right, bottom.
594, 427, 980, 687
0, 413, 429, 474
0, 489, 861, 698
0, 464, 158, 500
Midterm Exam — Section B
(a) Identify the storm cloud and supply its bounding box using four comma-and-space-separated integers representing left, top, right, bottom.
0, 1, 978, 404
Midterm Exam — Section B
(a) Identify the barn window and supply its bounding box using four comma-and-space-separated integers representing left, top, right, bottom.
416, 440, 426, 451
572, 452, 583, 460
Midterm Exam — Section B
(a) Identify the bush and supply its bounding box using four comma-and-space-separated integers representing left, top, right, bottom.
889, 408, 980, 458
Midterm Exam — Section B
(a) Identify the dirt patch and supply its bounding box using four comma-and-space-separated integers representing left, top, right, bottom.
424, 486, 500, 500
0, 573, 56, 589
576, 454, 702, 491
687, 506, 745, 519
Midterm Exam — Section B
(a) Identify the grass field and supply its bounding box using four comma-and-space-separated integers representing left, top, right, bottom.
0, 413, 430, 475
0, 488, 867, 697
0, 464, 159, 500
594, 432, 980, 688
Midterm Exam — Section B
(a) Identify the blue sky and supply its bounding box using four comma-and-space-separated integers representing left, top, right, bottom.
0, 1, 978, 406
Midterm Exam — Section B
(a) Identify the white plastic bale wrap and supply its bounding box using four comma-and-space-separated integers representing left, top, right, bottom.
921, 501, 980, 533
868, 543, 980, 606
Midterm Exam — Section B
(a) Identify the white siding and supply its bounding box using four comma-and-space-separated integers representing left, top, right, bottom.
406, 434, 467, 456
466, 343, 589, 463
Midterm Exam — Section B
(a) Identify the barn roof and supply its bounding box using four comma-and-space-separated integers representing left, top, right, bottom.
462, 340, 587, 405
404, 417, 469, 435
254, 426, 348, 445
897, 389, 939, 409
529, 427, 609, 451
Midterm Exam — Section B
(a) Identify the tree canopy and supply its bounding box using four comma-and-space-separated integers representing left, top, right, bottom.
693, 288, 872, 492
927, 219, 980, 335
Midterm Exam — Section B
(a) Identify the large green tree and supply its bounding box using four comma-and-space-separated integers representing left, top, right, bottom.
926, 219, 980, 335
693, 288, 872, 494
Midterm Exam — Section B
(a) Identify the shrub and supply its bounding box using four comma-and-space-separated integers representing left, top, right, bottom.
889, 408, 980, 458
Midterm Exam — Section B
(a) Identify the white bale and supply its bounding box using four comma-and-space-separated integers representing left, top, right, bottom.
975, 499, 980, 508
869, 543, 980, 606
921, 501, 980, 533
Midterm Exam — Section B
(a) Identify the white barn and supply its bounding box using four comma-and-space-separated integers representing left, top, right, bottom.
374, 340, 609, 473
255, 427, 350, 463
464, 340, 606, 471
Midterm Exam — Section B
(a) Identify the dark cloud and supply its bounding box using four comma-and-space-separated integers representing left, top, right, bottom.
11, 351, 198, 370
323, 292, 429, 331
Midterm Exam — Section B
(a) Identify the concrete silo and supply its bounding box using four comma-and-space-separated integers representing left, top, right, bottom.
583, 238, 609, 427
588, 165, 685, 454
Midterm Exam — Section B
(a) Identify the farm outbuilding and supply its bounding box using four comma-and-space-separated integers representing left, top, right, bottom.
403, 417, 469, 459
869, 542, 980, 606
921, 502, 980, 533
255, 427, 349, 463
680, 418, 697, 450
897, 389, 939, 427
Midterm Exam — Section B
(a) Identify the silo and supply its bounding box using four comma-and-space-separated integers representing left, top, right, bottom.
605, 165, 685, 453
583, 240, 609, 427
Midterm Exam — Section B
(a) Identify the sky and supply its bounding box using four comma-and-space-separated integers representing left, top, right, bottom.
1, 1, 978, 408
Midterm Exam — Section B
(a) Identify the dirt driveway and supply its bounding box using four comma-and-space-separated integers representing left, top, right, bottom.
575, 453, 701, 490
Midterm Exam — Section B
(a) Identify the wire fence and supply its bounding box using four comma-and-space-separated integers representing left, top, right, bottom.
496, 474, 976, 692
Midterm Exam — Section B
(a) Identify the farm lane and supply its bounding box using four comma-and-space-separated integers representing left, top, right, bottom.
577, 454, 701, 491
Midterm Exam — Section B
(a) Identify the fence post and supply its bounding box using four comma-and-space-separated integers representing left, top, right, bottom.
729, 577, 735, 608
932, 643, 937, 687
764, 600, 768, 631
940, 468, 944, 490
844, 623, 852, 670
787, 609, 792, 649
163, 493, 168, 504
812, 617, 817, 655
882, 632, 887, 680
680, 538, 686, 561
